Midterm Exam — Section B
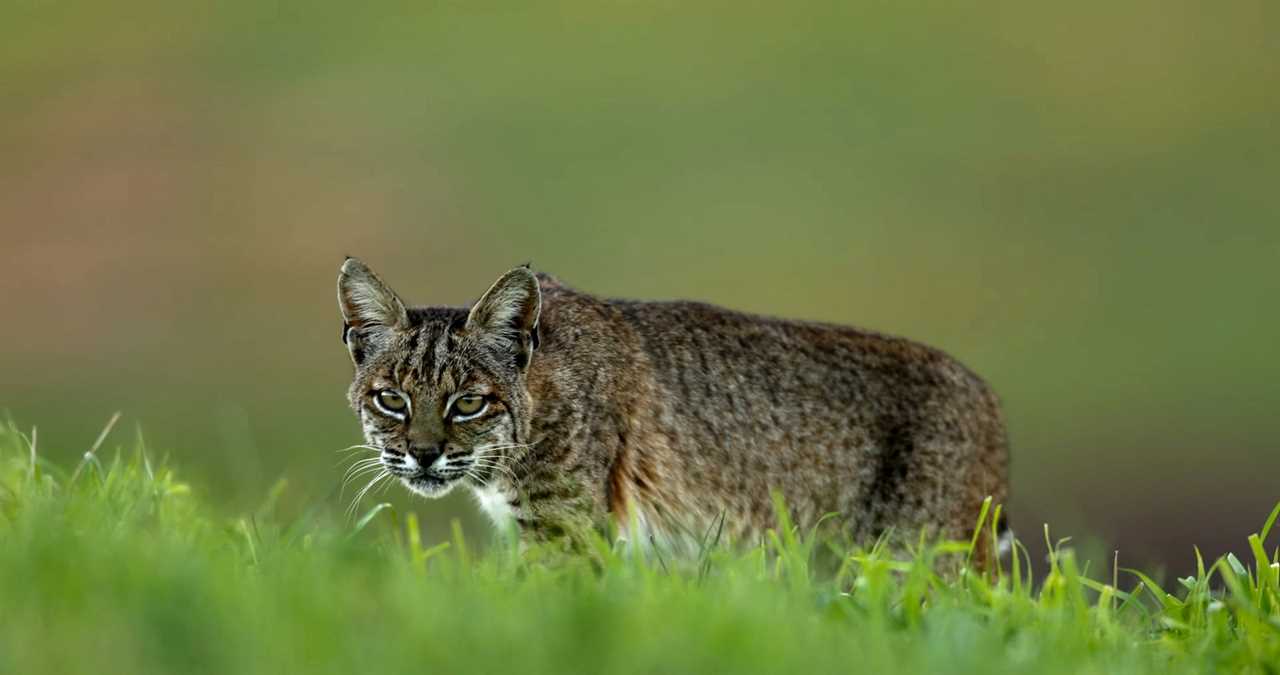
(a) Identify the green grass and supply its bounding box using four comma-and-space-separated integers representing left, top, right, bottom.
1, 420, 1278, 675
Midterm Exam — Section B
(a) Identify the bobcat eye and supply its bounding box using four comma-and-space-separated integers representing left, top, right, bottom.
451, 395, 486, 420
373, 389, 409, 417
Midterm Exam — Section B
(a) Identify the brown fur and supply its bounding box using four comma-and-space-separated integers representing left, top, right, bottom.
337, 259, 1010, 558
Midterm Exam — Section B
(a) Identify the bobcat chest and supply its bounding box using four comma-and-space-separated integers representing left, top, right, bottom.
471, 484, 516, 529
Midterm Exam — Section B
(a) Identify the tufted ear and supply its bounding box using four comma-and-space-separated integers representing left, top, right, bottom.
465, 266, 541, 369
337, 258, 408, 365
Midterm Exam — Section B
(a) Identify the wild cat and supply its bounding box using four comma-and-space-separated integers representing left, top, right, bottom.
338, 259, 1010, 562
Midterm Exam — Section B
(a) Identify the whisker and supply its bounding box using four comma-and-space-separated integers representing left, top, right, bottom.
341, 457, 383, 480
340, 462, 387, 498
335, 444, 381, 454
373, 471, 398, 496
343, 459, 384, 479
343, 454, 384, 468
336, 453, 383, 470
475, 443, 529, 477
461, 462, 487, 486
467, 459, 518, 484
474, 443, 533, 454
347, 470, 389, 519
469, 457, 517, 475
341, 464, 384, 489
485, 443, 536, 463
468, 454, 514, 468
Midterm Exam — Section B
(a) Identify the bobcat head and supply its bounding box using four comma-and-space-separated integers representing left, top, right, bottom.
337, 258, 540, 499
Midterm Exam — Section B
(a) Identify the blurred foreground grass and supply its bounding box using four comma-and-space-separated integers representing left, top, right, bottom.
1, 419, 1278, 675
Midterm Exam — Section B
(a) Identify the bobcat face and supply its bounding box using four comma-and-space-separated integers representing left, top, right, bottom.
338, 259, 540, 500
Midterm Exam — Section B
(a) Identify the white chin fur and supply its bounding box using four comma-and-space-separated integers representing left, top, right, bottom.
402, 476, 460, 499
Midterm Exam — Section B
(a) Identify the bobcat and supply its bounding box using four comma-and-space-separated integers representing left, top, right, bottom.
338, 259, 1009, 560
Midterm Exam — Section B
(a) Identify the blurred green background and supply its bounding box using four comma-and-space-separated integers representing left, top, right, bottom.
2, 0, 1276, 570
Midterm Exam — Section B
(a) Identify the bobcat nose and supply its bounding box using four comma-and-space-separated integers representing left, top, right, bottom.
407, 445, 443, 468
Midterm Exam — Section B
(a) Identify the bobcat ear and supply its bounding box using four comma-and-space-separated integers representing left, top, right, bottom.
465, 266, 541, 369
338, 258, 408, 364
